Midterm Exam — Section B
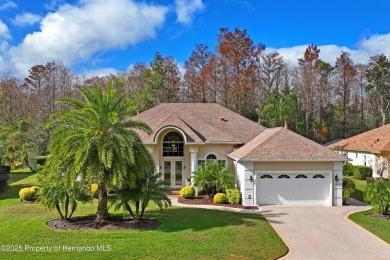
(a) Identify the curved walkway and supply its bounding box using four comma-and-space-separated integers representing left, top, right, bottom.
170, 196, 390, 259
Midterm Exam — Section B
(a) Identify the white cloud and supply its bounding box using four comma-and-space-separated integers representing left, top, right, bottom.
0, 19, 10, 39
8, 0, 168, 76
0, 0, 16, 10
175, 0, 204, 25
269, 33, 390, 66
81, 67, 118, 78
12, 13, 42, 26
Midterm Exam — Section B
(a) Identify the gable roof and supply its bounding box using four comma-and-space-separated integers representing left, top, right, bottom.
229, 127, 347, 161
328, 124, 390, 154
132, 103, 266, 144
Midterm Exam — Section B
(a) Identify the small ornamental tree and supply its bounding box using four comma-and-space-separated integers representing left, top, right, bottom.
38, 172, 91, 220
365, 180, 390, 215
194, 160, 233, 196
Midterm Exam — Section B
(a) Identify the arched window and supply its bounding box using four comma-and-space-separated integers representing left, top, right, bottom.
295, 174, 308, 178
260, 174, 273, 179
278, 174, 290, 179
206, 153, 217, 160
162, 132, 184, 157
313, 174, 325, 179
197, 153, 227, 167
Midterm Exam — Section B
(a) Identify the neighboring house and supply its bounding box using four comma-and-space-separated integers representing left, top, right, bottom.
328, 124, 390, 179
132, 103, 347, 206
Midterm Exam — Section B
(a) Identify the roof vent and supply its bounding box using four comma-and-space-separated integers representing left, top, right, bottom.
136, 110, 140, 115
220, 117, 228, 122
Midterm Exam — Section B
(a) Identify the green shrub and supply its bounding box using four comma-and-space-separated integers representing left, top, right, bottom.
214, 193, 227, 204
19, 187, 38, 201
342, 162, 354, 176
342, 177, 356, 204
365, 179, 390, 215
225, 188, 241, 204
180, 186, 195, 199
352, 165, 372, 180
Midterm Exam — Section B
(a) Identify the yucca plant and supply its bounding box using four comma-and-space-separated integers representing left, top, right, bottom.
45, 78, 152, 221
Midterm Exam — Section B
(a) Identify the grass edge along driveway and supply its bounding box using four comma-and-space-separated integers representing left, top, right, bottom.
348, 178, 390, 244
0, 173, 288, 259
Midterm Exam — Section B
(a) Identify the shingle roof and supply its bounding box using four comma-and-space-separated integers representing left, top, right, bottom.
132, 103, 266, 144
328, 124, 390, 154
229, 127, 347, 161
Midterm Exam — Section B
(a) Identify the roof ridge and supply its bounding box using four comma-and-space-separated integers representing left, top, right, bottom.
182, 109, 242, 143
239, 127, 283, 158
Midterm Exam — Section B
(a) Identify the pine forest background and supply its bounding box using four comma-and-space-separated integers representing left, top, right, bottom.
1, 28, 390, 165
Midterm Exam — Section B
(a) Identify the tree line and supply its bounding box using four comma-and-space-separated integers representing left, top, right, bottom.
1, 27, 390, 163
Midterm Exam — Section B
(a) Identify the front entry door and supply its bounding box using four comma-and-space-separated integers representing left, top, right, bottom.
163, 160, 183, 188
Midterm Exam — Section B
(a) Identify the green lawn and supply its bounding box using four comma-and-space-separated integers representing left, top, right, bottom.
349, 209, 390, 244
351, 179, 367, 202
348, 178, 390, 245
0, 173, 287, 260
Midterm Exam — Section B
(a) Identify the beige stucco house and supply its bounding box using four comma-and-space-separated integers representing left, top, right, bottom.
132, 103, 347, 206
328, 124, 390, 179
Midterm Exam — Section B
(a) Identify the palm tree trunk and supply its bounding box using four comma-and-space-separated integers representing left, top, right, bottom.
55, 203, 64, 219
96, 182, 109, 221
124, 202, 136, 219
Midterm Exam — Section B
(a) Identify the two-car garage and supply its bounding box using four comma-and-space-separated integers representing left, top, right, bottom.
255, 172, 332, 205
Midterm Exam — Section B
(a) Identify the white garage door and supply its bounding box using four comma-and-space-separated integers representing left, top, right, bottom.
256, 173, 331, 205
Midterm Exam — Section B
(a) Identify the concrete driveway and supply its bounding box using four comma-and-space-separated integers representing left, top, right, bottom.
260, 198, 390, 260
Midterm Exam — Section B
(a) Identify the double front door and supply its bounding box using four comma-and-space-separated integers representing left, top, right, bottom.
163, 160, 183, 188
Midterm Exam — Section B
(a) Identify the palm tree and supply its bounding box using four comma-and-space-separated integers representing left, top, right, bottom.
110, 172, 171, 220
45, 79, 152, 221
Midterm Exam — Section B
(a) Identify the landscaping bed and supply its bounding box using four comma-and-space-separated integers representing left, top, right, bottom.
47, 216, 160, 231
178, 195, 258, 209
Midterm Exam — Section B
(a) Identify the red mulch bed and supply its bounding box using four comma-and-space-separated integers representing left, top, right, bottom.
178, 196, 258, 210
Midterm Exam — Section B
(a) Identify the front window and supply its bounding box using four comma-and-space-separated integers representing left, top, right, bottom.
198, 153, 226, 167
162, 132, 184, 157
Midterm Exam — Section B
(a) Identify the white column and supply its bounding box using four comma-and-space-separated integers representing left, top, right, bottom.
189, 146, 198, 186
334, 162, 343, 206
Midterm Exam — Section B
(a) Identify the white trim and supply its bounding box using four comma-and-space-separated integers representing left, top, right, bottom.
153, 126, 188, 143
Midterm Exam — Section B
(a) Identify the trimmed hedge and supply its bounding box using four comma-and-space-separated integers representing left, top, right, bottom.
214, 193, 228, 204
225, 188, 241, 204
342, 162, 354, 176
19, 186, 39, 201
180, 186, 195, 199
0, 165, 11, 174
353, 165, 372, 180
342, 177, 356, 204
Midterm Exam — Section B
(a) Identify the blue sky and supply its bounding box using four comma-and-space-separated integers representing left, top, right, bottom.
0, 0, 390, 78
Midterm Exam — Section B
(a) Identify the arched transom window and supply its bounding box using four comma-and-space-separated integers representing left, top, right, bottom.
260, 174, 273, 179
278, 174, 290, 179
162, 132, 184, 157
313, 174, 325, 179
295, 174, 308, 178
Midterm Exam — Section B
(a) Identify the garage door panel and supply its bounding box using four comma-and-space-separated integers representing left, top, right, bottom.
256, 173, 330, 205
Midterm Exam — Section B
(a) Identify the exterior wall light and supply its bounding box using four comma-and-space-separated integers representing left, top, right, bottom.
249, 175, 253, 182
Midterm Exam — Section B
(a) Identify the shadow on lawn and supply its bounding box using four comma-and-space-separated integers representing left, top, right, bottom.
151, 207, 286, 232
0, 173, 36, 201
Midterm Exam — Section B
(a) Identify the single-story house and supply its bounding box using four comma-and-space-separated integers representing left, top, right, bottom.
132, 103, 347, 206
328, 124, 390, 179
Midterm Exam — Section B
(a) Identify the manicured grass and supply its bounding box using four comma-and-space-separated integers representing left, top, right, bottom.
10, 167, 33, 174
349, 209, 390, 244
351, 179, 367, 202
0, 173, 287, 259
